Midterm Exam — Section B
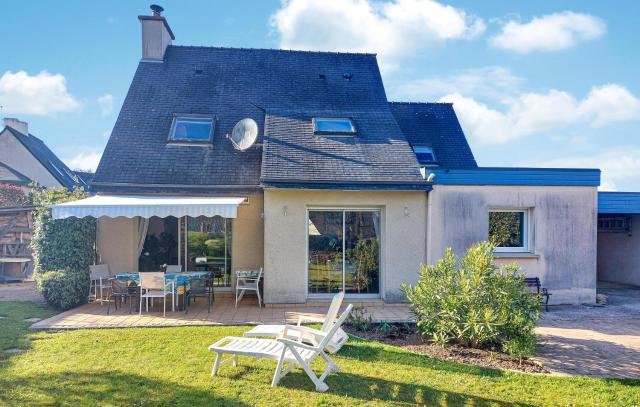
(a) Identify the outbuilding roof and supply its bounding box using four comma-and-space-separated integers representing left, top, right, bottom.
598, 192, 640, 214
0, 161, 31, 185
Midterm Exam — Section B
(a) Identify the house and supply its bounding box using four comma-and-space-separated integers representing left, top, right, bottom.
0, 118, 90, 282
51, 6, 604, 304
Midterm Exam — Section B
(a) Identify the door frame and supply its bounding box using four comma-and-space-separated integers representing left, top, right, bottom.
305, 207, 383, 300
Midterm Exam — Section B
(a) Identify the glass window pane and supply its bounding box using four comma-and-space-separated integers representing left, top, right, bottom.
314, 118, 355, 134
138, 216, 179, 272
344, 211, 380, 294
186, 216, 231, 287
413, 146, 436, 164
170, 118, 213, 141
489, 211, 525, 248
308, 211, 343, 294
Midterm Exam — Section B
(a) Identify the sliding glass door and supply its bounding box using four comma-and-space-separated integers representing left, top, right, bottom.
308, 209, 381, 297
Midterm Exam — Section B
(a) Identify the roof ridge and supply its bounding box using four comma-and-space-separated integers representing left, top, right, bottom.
169, 45, 377, 57
389, 101, 453, 106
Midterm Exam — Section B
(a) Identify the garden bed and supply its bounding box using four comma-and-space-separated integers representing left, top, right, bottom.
344, 323, 548, 374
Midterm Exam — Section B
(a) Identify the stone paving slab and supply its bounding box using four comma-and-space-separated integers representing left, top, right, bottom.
533, 286, 640, 378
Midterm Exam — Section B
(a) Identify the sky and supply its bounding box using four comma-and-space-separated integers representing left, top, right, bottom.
1, 0, 639, 191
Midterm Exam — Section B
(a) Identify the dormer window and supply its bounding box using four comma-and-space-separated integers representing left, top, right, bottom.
313, 118, 356, 135
169, 116, 214, 143
412, 145, 437, 165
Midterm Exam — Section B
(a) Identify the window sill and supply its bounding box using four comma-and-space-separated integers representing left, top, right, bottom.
493, 252, 539, 259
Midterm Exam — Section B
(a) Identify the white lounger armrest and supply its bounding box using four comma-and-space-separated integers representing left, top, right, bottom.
276, 337, 321, 352
297, 314, 326, 325
282, 324, 327, 341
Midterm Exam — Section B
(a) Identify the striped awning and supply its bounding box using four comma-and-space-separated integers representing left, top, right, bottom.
51, 195, 245, 219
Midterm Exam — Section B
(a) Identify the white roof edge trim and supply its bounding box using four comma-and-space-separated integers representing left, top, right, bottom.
50, 195, 246, 219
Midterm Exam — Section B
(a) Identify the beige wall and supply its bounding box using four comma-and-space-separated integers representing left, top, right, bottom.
96, 195, 264, 278
427, 185, 598, 304
598, 215, 640, 286
231, 194, 264, 275
0, 129, 62, 188
263, 189, 427, 304
97, 217, 138, 274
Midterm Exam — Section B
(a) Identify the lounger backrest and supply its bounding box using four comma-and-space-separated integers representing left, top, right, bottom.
90, 264, 110, 280
318, 304, 353, 350
166, 265, 182, 273
140, 272, 165, 290
321, 291, 345, 332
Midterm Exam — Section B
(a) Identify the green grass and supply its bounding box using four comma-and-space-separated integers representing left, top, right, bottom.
0, 302, 638, 406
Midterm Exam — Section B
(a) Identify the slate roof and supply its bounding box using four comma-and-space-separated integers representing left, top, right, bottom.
0, 161, 31, 185
93, 46, 428, 192
2, 126, 87, 190
389, 102, 477, 168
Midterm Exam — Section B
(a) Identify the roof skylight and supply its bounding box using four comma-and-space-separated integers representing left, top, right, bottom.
313, 118, 356, 135
169, 117, 214, 143
412, 145, 437, 165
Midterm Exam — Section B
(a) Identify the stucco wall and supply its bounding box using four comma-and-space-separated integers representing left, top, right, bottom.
231, 194, 264, 276
427, 185, 598, 304
0, 129, 62, 188
97, 217, 138, 274
597, 215, 640, 286
263, 189, 427, 304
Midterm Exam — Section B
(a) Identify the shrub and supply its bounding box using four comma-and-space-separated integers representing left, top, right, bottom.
402, 241, 540, 358
346, 306, 373, 331
0, 183, 28, 207
30, 187, 96, 310
36, 270, 90, 310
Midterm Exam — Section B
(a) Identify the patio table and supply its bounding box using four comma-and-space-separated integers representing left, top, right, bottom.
115, 272, 209, 311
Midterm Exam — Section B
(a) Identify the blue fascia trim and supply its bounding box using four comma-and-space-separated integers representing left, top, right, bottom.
429, 167, 600, 187
598, 192, 640, 214
262, 182, 432, 191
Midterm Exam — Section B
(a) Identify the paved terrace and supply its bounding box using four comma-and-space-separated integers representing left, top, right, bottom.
30, 296, 413, 329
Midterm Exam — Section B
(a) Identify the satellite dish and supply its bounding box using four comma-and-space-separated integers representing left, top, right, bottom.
229, 118, 258, 151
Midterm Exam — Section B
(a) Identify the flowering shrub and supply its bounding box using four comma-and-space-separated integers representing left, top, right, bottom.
0, 183, 28, 207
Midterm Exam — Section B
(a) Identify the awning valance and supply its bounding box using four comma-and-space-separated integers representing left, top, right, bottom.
51, 195, 246, 219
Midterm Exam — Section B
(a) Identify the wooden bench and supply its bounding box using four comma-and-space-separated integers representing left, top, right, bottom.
524, 277, 551, 311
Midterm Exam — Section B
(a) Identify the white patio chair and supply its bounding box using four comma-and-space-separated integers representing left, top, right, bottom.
235, 267, 263, 308
243, 291, 349, 353
209, 304, 353, 392
139, 272, 174, 317
89, 264, 111, 303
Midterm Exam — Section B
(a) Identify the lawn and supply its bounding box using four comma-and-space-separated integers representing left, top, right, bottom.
0, 301, 638, 406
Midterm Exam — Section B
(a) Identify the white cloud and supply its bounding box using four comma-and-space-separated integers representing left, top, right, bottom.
271, 0, 484, 69
65, 150, 102, 172
534, 150, 640, 191
491, 11, 605, 53
440, 84, 640, 144
97, 94, 113, 116
0, 70, 80, 116
391, 66, 523, 101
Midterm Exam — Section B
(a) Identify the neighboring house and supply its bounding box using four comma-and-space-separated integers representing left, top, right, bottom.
52, 7, 607, 304
0, 118, 90, 190
0, 118, 89, 282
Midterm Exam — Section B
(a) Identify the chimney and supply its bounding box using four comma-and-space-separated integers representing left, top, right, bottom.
138, 4, 175, 61
3, 118, 28, 135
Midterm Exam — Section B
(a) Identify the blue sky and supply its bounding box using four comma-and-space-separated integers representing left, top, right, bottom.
1, 0, 639, 190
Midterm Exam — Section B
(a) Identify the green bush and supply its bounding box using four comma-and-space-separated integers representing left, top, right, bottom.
30, 187, 96, 310
36, 270, 90, 310
402, 241, 540, 358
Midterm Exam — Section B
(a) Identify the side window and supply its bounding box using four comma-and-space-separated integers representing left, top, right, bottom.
489, 209, 529, 252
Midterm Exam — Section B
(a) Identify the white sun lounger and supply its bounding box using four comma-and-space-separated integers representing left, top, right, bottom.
243, 292, 349, 354
208, 304, 353, 392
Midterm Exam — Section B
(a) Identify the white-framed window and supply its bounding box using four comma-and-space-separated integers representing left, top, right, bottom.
488, 208, 530, 252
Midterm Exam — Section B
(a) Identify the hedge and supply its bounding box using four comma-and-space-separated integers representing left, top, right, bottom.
30, 187, 96, 310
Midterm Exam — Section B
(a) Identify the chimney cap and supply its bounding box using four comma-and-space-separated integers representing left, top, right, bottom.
150, 4, 164, 16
